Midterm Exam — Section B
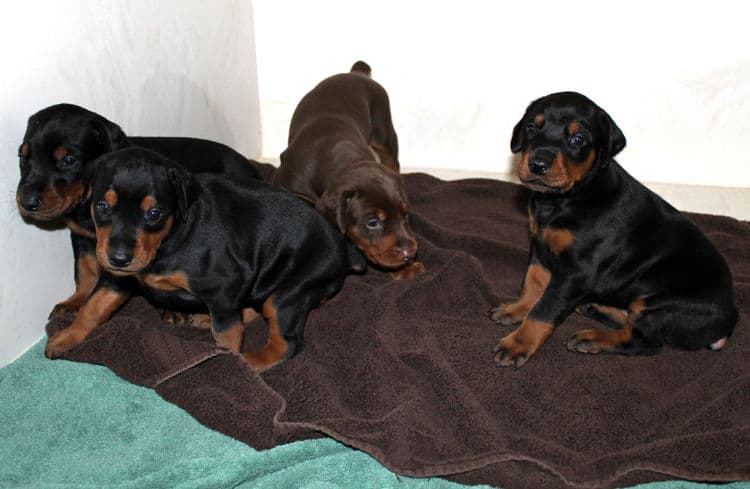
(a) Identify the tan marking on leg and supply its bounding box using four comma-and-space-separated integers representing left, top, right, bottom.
45, 288, 128, 358
490, 264, 551, 325
566, 321, 634, 354
586, 303, 628, 326
213, 322, 244, 352
493, 319, 555, 368
243, 297, 289, 371
52, 254, 101, 316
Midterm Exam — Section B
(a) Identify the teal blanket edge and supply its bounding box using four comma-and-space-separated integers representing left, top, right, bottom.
0, 340, 747, 489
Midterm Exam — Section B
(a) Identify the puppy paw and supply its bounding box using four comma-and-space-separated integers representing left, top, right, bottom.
487, 303, 524, 326
45, 329, 85, 359
492, 339, 532, 369
564, 330, 605, 354
492, 320, 554, 369
390, 261, 425, 280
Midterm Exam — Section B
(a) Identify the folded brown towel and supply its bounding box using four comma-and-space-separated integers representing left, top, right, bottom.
46, 173, 750, 489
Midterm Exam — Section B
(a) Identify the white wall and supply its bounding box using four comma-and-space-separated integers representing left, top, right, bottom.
0, 0, 261, 366
253, 1, 750, 190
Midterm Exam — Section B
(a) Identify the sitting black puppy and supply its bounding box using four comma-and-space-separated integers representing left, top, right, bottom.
16, 103, 262, 318
490, 91, 738, 369
44, 148, 365, 370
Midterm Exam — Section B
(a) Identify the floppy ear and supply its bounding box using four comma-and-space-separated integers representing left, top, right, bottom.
167, 166, 198, 221
510, 116, 528, 153
92, 117, 129, 152
80, 155, 103, 204
599, 110, 626, 162
316, 187, 353, 234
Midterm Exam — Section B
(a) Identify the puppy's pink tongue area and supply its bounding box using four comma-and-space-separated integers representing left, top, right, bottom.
709, 336, 728, 350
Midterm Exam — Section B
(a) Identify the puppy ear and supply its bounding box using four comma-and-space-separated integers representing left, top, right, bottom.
316, 188, 353, 234
167, 165, 197, 221
80, 155, 103, 203
510, 117, 527, 153
599, 110, 626, 161
92, 117, 129, 152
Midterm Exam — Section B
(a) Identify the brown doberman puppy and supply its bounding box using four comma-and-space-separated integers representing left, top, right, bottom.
274, 61, 424, 280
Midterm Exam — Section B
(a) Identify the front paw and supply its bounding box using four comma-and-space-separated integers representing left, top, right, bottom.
390, 261, 425, 280
488, 303, 524, 326
45, 328, 85, 359
492, 320, 554, 369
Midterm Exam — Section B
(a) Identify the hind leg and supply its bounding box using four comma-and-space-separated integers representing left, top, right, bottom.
369, 98, 400, 172
243, 294, 313, 371
565, 299, 663, 355
576, 303, 628, 329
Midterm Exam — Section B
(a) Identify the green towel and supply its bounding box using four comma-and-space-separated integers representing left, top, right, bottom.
1, 340, 747, 489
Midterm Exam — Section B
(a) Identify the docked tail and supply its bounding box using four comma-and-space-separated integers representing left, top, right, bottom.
350, 60, 372, 77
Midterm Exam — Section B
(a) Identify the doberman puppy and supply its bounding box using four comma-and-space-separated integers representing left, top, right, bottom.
274, 61, 424, 280
490, 91, 738, 369
16, 103, 261, 319
44, 148, 365, 370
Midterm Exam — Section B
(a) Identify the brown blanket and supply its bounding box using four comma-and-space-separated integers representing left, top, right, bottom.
46, 173, 750, 489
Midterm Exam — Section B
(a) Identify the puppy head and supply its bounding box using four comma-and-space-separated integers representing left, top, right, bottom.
316, 163, 418, 269
510, 91, 626, 194
16, 103, 129, 220
90, 148, 196, 275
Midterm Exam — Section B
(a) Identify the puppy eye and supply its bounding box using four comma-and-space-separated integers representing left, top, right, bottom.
366, 218, 383, 231
96, 201, 112, 216
568, 134, 587, 146
145, 207, 162, 223
57, 155, 78, 169
525, 122, 539, 137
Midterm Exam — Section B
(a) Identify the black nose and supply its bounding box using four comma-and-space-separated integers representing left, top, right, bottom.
108, 250, 132, 268
528, 158, 551, 175
20, 194, 41, 212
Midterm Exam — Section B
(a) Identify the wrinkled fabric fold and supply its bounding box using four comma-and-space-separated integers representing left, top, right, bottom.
46, 174, 750, 489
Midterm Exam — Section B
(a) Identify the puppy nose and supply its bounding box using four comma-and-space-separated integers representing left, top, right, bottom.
528, 158, 551, 175
108, 250, 132, 268
398, 242, 418, 262
20, 194, 41, 212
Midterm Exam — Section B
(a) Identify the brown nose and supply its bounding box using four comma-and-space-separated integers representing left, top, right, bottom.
398, 241, 418, 262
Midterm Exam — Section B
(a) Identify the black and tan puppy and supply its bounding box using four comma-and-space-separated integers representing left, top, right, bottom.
274, 61, 423, 280
44, 148, 365, 370
16, 103, 261, 318
490, 91, 738, 369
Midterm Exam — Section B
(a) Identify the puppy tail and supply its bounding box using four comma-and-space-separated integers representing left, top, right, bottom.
350, 60, 372, 77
